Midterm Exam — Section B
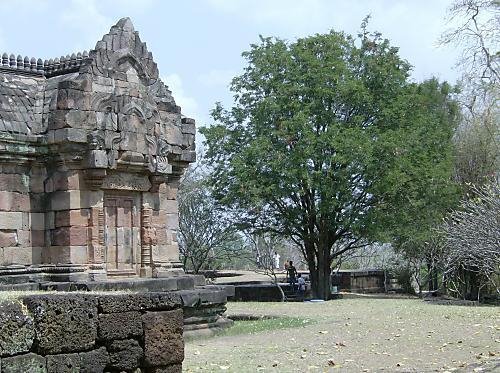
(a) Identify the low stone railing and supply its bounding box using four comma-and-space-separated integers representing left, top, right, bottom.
0, 292, 184, 372
0, 51, 90, 77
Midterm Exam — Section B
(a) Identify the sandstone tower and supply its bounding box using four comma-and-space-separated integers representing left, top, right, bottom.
0, 18, 196, 283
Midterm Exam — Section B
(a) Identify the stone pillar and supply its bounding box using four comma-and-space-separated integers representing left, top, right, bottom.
140, 206, 154, 277
87, 207, 106, 281
0, 161, 43, 267
145, 180, 184, 277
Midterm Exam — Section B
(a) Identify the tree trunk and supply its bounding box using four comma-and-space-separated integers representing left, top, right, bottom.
426, 260, 439, 292
301, 237, 333, 301
433, 272, 438, 293
310, 241, 331, 300
427, 261, 433, 291
315, 263, 331, 300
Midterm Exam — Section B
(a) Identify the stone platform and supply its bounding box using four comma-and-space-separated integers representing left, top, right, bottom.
0, 275, 235, 339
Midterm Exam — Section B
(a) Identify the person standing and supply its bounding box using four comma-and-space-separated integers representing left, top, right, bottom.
274, 252, 281, 270
297, 273, 306, 301
287, 261, 297, 292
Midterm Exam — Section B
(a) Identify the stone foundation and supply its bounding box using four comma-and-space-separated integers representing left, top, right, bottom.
0, 292, 184, 372
0, 276, 235, 341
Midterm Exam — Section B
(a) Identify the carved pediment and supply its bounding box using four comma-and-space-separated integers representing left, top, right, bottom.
43, 18, 196, 179
91, 18, 159, 84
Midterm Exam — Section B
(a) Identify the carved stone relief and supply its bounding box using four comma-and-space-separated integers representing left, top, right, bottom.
102, 173, 152, 191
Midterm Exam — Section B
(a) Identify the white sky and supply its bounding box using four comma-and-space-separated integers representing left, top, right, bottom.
0, 0, 461, 142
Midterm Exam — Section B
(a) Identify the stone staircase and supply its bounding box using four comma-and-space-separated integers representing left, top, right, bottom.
281, 282, 308, 302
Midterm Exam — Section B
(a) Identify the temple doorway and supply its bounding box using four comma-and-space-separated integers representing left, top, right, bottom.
103, 193, 140, 276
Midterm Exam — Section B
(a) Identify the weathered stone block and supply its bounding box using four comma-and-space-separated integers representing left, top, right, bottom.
181, 119, 195, 134
118, 113, 147, 133
45, 211, 55, 230
27, 193, 46, 213
143, 310, 184, 366
56, 90, 90, 111
0, 230, 18, 247
135, 135, 149, 154
198, 288, 228, 304
17, 229, 45, 247
67, 110, 97, 130
97, 311, 143, 340
0, 191, 30, 212
30, 213, 46, 230
165, 123, 184, 146
152, 245, 178, 263
151, 209, 167, 226
146, 365, 183, 373
55, 209, 90, 227
87, 150, 108, 168
23, 294, 98, 354
42, 245, 88, 264
2, 246, 40, 265
52, 128, 88, 143
50, 190, 103, 211
107, 339, 143, 371
180, 150, 196, 163
31, 230, 46, 247
49, 171, 82, 192
47, 110, 69, 130
46, 352, 80, 373
162, 199, 178, 214
1, 353, 46, 373
0, 173, 29, 193
119, 131, 138, 151
178, 291, 201, 308
98, 292, 181, 313
176, 276, 195, 291
154, 229, 171, 246
29, 176, 46, 194
158, 183, 178, 200
0, 301, 34, 357
142, 193, 178, 212
51, 226, 88, 246
79, 347, 109, 373
192, 275, 207, 286
166, 213, 179, 229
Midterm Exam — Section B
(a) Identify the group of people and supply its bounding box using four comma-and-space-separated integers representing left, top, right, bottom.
284, 260, 306, 299
271, 252, 307, 299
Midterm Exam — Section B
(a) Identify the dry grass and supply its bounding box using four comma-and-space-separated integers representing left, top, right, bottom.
185, 298, 499, 372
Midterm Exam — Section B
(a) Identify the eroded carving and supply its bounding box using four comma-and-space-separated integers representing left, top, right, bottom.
102, 173, 152, 191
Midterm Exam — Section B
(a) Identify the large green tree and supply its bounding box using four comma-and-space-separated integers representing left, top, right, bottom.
201, 28, 459, 299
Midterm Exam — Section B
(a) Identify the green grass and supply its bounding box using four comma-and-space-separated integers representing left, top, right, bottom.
220, 316, 315, 337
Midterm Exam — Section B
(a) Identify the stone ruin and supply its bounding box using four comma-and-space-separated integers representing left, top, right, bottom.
0, 292, 185, 372
0, 17, 196, 283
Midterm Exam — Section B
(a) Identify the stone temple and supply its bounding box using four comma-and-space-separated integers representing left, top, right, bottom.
0, 18, 196, 284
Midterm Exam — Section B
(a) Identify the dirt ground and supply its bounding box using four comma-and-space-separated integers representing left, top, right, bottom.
184, 298, 499, 372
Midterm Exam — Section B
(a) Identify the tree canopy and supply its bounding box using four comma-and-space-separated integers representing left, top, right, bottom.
201, 27, 460, 299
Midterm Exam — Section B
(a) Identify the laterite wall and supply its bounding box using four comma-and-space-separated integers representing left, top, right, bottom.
0, 292, 184, 372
